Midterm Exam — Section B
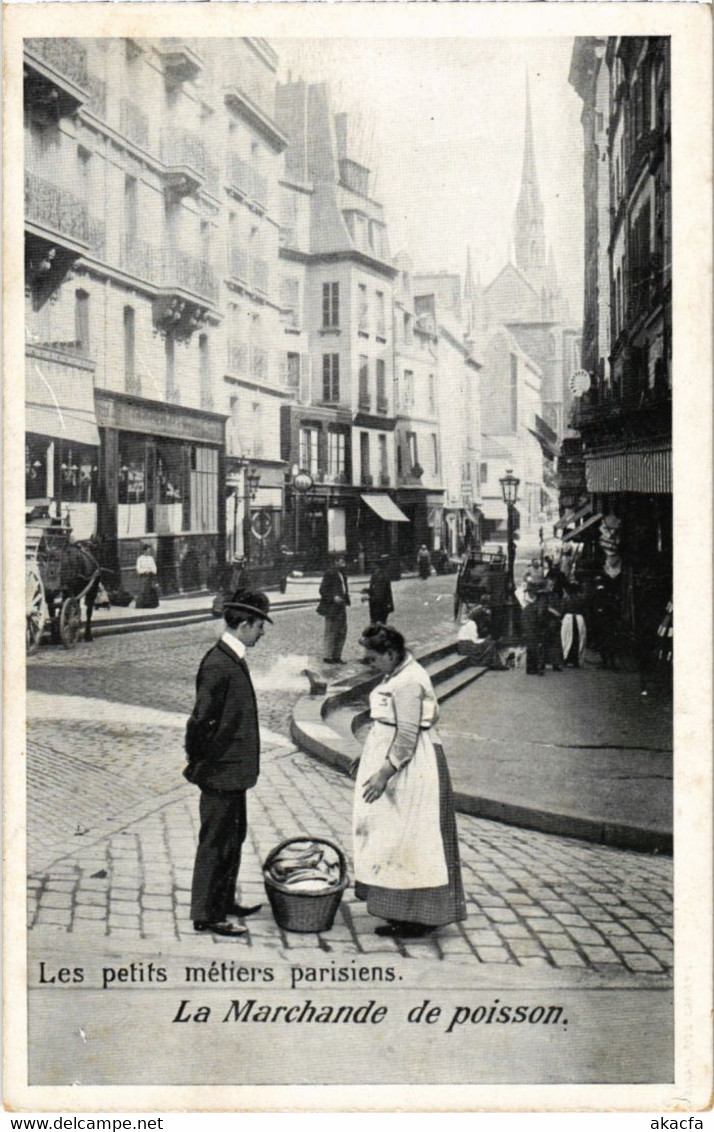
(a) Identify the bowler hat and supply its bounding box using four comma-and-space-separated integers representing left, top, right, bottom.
222, 589, 273, 623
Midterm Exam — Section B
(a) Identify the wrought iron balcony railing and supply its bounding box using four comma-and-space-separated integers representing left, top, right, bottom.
26, 38, 89, 91
120, 236, 157, 282
159, 248, 218, 305
120, 98, 150, 150
84, 73, 107, 119
25, 170, 90, 246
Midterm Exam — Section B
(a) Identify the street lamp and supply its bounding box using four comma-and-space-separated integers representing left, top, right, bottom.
499, 468, 521, 642
231, 459, 261, 561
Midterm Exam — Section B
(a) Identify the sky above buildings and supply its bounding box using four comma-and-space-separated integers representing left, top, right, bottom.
277, 37, 584, 324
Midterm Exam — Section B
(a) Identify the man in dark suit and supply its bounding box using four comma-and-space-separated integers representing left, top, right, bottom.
184, 590, 272, 938
317, 554, 350, 663
364, 555, 394, 624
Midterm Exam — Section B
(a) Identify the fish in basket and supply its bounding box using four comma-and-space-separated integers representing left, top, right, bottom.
263, 837, 349, 933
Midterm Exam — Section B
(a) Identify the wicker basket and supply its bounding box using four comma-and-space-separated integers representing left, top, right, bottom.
263, 837, 349, 933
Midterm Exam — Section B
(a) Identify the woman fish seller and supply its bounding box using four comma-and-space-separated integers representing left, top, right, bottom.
351, 624, 466, 939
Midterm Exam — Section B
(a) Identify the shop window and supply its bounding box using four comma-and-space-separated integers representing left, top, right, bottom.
189, 445, 218, 533
26, 435, 50, 500
118, 434, 146, 506
155, 441, 184, 535
55, 441, 98, 505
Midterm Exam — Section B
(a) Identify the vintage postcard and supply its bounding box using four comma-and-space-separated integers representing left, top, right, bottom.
3, 0, 712, 1113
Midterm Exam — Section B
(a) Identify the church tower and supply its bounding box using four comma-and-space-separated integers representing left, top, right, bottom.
514, 74, 546, 287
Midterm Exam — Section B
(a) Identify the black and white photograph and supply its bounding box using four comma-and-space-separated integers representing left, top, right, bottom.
3, 0, 712, 1111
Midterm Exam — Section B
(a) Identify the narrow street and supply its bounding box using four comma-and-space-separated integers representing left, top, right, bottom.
26, 577, 673, 978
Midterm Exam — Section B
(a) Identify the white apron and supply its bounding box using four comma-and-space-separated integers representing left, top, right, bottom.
353, 657, 448, 890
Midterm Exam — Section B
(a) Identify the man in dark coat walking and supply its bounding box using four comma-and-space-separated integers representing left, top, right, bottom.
364, 554, 394, 624
317, 554, 350, 663
184, 590, 272, 937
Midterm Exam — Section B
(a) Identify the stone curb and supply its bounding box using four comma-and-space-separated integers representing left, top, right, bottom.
291, 656, 673, 856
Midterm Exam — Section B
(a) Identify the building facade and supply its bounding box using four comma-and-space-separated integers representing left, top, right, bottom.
569, 36, 672, 640
24, 36, 236, 595
275, 80, 405, 572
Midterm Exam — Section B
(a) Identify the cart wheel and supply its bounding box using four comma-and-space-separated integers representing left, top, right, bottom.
59, 597, 82, 650
26, 566, 47, 655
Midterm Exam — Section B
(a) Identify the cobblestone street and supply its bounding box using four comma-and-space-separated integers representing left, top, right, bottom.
25, 577, 673, 981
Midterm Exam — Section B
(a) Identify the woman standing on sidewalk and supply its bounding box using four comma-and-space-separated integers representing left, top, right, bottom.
352, 624, 466, 938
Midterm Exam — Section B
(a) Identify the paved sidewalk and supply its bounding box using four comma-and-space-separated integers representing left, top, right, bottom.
439, 662, 672, 851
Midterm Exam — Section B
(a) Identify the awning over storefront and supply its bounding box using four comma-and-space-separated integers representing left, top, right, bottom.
585, 442, 671, 494
563, 512, 603, 543
26, 346, 100, 446
554, 501, 592, 532
361, 494, 409, 522
26, 403, 100, 447
528, 417, 560, 460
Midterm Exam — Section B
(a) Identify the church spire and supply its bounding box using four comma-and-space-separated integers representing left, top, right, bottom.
514, 72, 546, 285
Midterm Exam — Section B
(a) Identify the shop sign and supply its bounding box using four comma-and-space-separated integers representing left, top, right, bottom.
293, 470, 314, 493
251, 509, 273, 541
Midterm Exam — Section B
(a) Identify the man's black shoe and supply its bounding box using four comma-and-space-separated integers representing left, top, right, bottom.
227, 903, 262, 918
193, 920, 248, 937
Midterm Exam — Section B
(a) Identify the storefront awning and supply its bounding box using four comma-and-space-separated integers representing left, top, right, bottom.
26, 402, 100, 447
26, 347, 100, 446
585, 444, 671, 494
361, 494, 409, 523
563, 512, 603, 543
528, 426, 560, 460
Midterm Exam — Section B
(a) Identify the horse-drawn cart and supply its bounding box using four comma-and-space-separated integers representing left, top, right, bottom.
25, 521, 101, 653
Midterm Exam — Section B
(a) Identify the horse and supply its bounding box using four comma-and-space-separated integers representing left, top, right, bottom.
47, 539, 104, 643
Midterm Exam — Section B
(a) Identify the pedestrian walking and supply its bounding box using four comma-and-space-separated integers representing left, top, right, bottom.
352, 624, 466, 939
417, 544, 431, 580
317, 553, 350, 663
363, 554, 394, 625
183, 590, 273, 937
135, 544, 159, 609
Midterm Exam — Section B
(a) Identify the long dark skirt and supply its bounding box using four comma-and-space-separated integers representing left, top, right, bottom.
354, 744, 467, 927
135, 575, 159, 609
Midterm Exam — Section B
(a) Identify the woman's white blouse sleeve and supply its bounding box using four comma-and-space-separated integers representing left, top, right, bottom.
387, 682, 424, 770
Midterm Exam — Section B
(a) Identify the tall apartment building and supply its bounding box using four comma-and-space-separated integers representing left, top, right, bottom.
391, 257, 445, 561
569, 36, 671, 636
24, 36, 290, 594
276, 80, 405, 571
415, 273, 483, 556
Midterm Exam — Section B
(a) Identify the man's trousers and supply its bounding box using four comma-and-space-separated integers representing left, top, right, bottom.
323, 607, 347, 661
190, 788, 247, 922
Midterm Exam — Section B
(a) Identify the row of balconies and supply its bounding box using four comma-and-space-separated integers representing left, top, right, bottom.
119, 238, 219, 304
227, 154, 269, 209
228, 247, 270, 296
